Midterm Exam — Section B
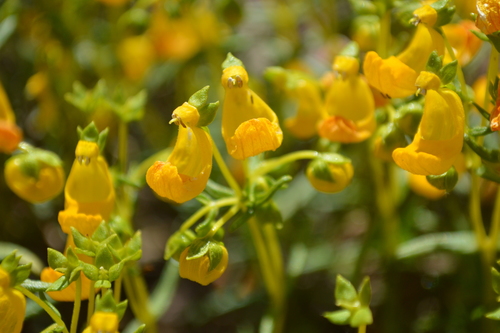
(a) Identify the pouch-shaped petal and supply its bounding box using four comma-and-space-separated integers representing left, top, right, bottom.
392, 89, 464, 175
222, 65, 283, 160
0, 268, 25, 333
179, 245, 228, 286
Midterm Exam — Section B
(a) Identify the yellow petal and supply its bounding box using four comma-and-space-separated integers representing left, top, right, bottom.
88, 312, 119, 333
40, 267, 93, 302
0, 121, 22, 154
318, 115, 375, 143
476, 0, 500, 35
0, 82, 15, 123
0, 268, 25, 333
179, 246, 228, 286
147, 126, 212, 203
117, 35, 155, 81
408, 173, 446, 200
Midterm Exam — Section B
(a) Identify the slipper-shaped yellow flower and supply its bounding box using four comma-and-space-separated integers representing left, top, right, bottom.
392, 72, 464, 175
59, 126, 115, 236
0, 82, 22, 154
476, 0, 500, 35
0, 267, 25, 333
265, 67, 326, 139
83, 312, 119, 333
147, 94, 214, 203
364, 7, 444, 98
179, 243, 228, 286
221, 53, 283, 160
318, 55, 375, 143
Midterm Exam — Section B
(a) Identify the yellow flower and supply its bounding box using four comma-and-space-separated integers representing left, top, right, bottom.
0, 82, 22, 154
318, 55, 375, 143
4, 150, 65, 203
82, 312, 119, 333
0, 267, 25, 333
442, 21, 482, 66
392, 72, 464, 175
221, 54, 283, 159
117, 35, 155, 81
306, 153, 354, 193
59, 138, 115, 236
476, 0, 500, 35
179, 244, 228, 286
147, 101, 213, 203
40, 266, 93, 302
408, 173, 446, 200
363, 17, 444, 98
265, 67, 326, 139
95, 0, 128, 6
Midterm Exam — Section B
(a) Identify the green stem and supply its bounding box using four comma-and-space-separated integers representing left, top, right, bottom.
114, 274, 123, 302
359, 325, 367, 333
70, 276, 82, 333
212, 138, 242, 198
440, 28, 467, 99
252, 150, 319, 178
87, 282, 95, 325
206, 204, 241, 238
17, 286, 69, 333
119, 121, 128, 174
378, 9, 391, 58
124, 269, 158, 333
179, 197, 239, 233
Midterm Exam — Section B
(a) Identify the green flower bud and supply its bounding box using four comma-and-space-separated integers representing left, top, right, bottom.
426, 166, 459, 192
164, 230, 196, 261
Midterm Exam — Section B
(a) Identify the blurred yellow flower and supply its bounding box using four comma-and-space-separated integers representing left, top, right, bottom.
179, 244, 228, 286
442, 21, 482, 65
26, 71, 58, 131
147, 102, 213, 203
95, 0, 128, 6
306, 154, 354, 193
82, 312, 119, 333
392, 73, 464, 175
0, 82, 22, 154
408, 173, 446, 200
0, 267, 25, 333
364, 16, 444, 98
476, 0, 500, 35
117, 35, 155, 81
221, 55, 283, 159
318, 55, 375, 143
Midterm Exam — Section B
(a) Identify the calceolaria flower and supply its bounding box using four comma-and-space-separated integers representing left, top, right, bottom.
364, 5, 444, 98
4, 144, 65, 203
442, 20, 482, 66
59, 123, 115, 236
0, 82, 22, 154
306, 153, 354, 193
117, 35, 155, 82
0, 267, 25, 333
318, 55, 375, 143
476, 0, 500, 35
147, 86, 218, 203
179, 241, 228, 286
264, 66, 326, 139
83, 312, 119, 333
392, 72, 464, 175
221, 53, 283, 160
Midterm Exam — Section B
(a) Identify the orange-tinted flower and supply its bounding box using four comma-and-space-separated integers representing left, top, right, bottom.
0, 82, 22, 154
490, 84, 500, 131
442, 20, 482, 65
318, 55, 375, 143
41, 267, 93, 302
476, 0, 500, 35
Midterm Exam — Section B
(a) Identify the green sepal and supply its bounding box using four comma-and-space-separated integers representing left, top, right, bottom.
477, 163, 500, 184
94, 280, 111, 289
473, 102, 492, 121
350, 307, 373, 327
469, 126, 493, 137
323, 309, 351, 325
81, 262, 99, 281
66, 248, 80, 269
348, 0, 377, 15
108, 261, 125, 281
40, 323, 65, 333
97, 128, 109, 153
377, 122, 407, 150
1, 251, 32, 287
339, 41, 359, 58
207, 241, 225, 272
132, 324, 147, 333
13, 263, 32, 286
438, 60, 458, 85
45, 275, 70, 292
95, 245, 115, 270
164, 229, 196, 261
309, 158, 334, 182
71, 227, 96, 255
486, 307, 500, 320
358, 276, 372, 307
64, 80, 108, 114
68, 267, 83, 284
95, 290, 116, 312
116, 300, 128, 320
492, 267, 500, 295
1, 251, 21, 274
195, 208, 218, 237
430, 0, 455, 27
255, 201, 283, 226
222, 52, 244, 70
47, 249, 68, 270
186, 239, 211, 260
17, 154, 40, 180
125, 231, 142, 258
228, 208, 254, 232
20, 279, 51, 292
471, 30, 490, 42
188, 86, 210, 110
335, 275, 358, 308
255, 175, 292, 206
198, 101, 219, 127
425, 51, 443, 75
92, 222, 112, 242
111, 90, 147, 123
426, 166, 458, 191
77, 122, 100, 143
488, 32, 500, 53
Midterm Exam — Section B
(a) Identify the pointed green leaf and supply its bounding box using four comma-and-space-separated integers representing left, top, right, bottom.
68, 267, 83, 284
95, 246, 115, 270
46, 276, 69, 292
81, 262, 99, 281
109, 261, 125, 281
486, 307, 500, 320
116, 300, 128, 320
187, 239, 211, 260
439, 60, 458, 85
335, 275, 358, 308
47, 249, 68, 270
358, 277, 372, 307
425, 51, 442, 74
132, 324, 147, 333
1, 251, 20, 273
350, 307, 373, 327
13, 263, 32, 286
222, 52, 244, 70
471, 30, 489, 42
323, 309, 351, 325
492, 268, 500, 295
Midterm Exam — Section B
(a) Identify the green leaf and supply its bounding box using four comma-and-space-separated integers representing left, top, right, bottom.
0, 250, 20, 273
492, 268, 500, 295
228, 208, 254, 232
13, 263, 32, 286
46, 276, 69, 292
471, 29, 490, 42
204, 179, 234, 198
109, 261, 125, 281
0, 243, 44, 275
469, 126, 493, 137
117, 300, 128, 320
66, 248, 80, 268
92, 222, 112, 242
95, 246, 115, 270
489, 32, 500, 53
126, 231, 142, 257
113, 90, 147, 123
473, 102, 491, 120
222, 52, 244, 70
486, 307, 500, 320
164, 230, 196, 261
350, 307, 373, 327
47, 249, 67, 270
186, 239, 211, 260
439, 60, 458, 85
21, 279, 52, 292
81, 262, 99, 281
425, 51, 443, 74
335, 275, 358, 308
94, 280, 112, 289
95, 290, 116, 312
68, 267, 83, 284
358, 277, 371, 307
426, 166, 458, 192
323, 309, 351, 325
132, 324, 147, 333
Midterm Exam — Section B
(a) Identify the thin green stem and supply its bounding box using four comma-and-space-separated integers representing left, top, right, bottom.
378, 10, 391, 58
206, 204, 240, 238
179, 197, 238, 233
440, 28, 467, 99
252, 150, 319, 178
119, 121, 128, 174
358, 325, 367, 333
70, 276, 82, 333
87, 282, 95, 325
17, 286, 69, 333
124, 270, 158, 333
212, 139, 242, 198
114, 275, 123, 302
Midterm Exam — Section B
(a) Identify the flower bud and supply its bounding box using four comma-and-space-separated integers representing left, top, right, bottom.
306, 153, 354, 193
179, 241, 228, 286
4, 149, 64, 203
426, 166, 459, 192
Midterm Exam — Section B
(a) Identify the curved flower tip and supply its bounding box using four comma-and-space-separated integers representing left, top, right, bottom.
58, 208, 103, 236
476, 0, 500, 35
179, 244, 228, 286
40, 267, 93, 302
0, 120, 22, 154
393, 89, 464, 175
0, 268, 25, 333
147, 125, 212, 203
83, 312, 119, 333
222, 64, 283, 159
408, 173, 446, 200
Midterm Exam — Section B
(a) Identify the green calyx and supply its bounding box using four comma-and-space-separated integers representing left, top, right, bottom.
430, 0, 455, 27
310, 153, 351, 182
95, 290, 128, 320
187, 86, 219, 127
222, 52, 244, 70
426, 166, 458, 192
77, 122, 109, 152
339, 41, 360, 58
